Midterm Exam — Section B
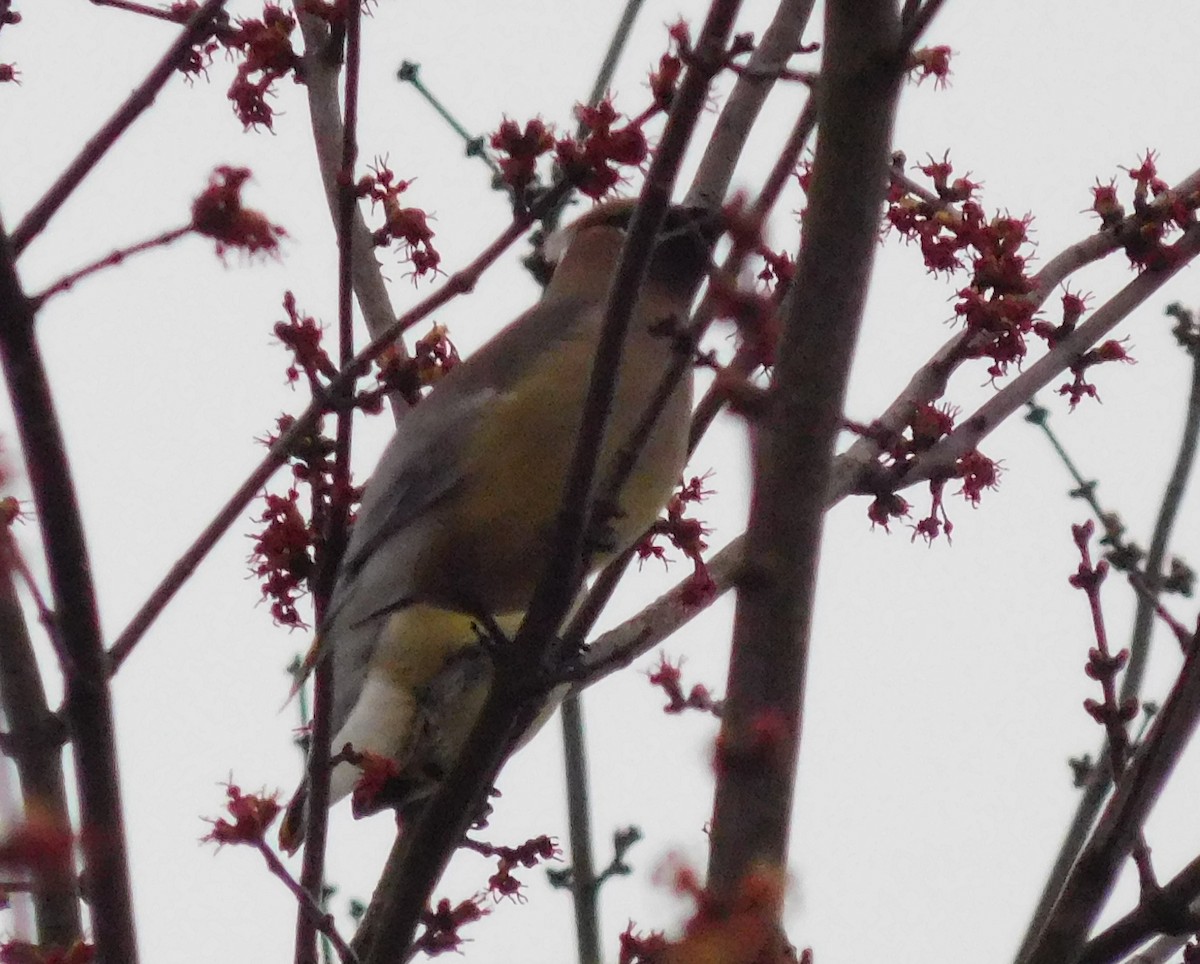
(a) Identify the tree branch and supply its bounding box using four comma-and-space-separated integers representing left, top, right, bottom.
705, 0, 902, 908
686, 0, 816, 208
1023, 621, 1200, 964
0, 536, 80, 946
294, 4, 403, 385
1016, 337, 1200, 963
0, 225, 139, 960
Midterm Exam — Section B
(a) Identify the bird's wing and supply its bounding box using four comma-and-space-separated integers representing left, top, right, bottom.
326, 386, 497, 627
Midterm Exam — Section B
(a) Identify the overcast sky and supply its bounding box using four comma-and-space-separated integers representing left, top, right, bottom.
3, 1, 1200, 962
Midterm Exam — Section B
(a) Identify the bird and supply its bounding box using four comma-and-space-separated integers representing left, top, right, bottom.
279, 197, 719, 852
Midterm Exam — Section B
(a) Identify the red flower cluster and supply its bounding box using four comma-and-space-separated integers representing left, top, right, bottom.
191, 166, 286, 259
490, 118, 555, 198
414, 897, 487, 957
888, 155, 1038, 381
274, 291, 336, 389
557, 100, 651, 200
908, 45, 952, 87
853, 403, 1000, 542
636, 474, 716, 606
355, 161, 442, 280
648, 654, 722, 716
491, 21, 690, 202
1091, 151, 1198, 272
465, 834, 561, 903
248, 486, 315, 628
203, 784, 281, 846
175, 1, 350, 126
221, 5, 300, 130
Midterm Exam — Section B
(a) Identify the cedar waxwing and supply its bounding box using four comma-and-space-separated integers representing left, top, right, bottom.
279, 198, 719, 851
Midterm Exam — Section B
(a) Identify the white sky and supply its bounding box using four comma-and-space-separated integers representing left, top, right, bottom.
3, 1, 1200, 962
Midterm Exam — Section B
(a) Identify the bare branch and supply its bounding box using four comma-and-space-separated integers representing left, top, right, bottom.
1017, 336, 1200, 961
705, 0, 903, 908
1023, 622, 1200, 964
0, 226, 138, 959
686, 0, 817, 208
294, 5, 403, 385
0, 535, 80, 946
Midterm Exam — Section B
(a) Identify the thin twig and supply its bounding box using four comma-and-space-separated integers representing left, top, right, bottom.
1023, 619, 1200, 964
258, 840, 359, 964
555, 5, 651, 959
1016, 342, 1200, 962
90, 0, 186, 21
294, 4, 402, 387
686, 0, 817, 209
30, 226, 190, 306
294, 5, 363, 961
10, 0, 227, 254
897, 0, 947, 51
0, 536, 81, 946
559, 693, 600, 964
1076, 852, 1200, 964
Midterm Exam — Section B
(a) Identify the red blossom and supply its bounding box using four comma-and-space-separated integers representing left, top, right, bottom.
1033, 288, 1091, 346
0, 63, 20, 84
357, 161, 441, 280
755, 246, 794, 290
414, 897, 487, 956
248, 487, 314, 627
222, 4, 300, 130
1058, 339, 1136, 409
1095, 152, 1200, 271
1090, 179, 1124, 228
168, 1, 201, 19
648, 52, 683, 112
349, 750, 402, 817
619, 923, 670, 964
867, 492, 910, 531
957, 449, 1000, 505
636, 475, 715, 606
191, 166, 286, 258
648, 654, 722, 716
908, 45, 953, 87
888, 156, 1049, 381
710, 277, 779, 367
274, 291, 335, 386
490, 117, 555, 195
203, 784, 281, 846
464, 834, 561, 903
554, 97, 654, 200
0, 496, 24, 527
910, 474, 955, 544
